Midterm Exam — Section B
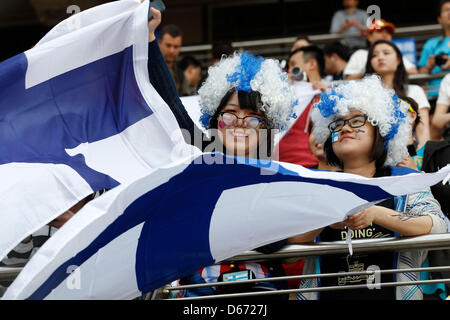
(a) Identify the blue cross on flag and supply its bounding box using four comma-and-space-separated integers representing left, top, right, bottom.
0, 0, 194, 260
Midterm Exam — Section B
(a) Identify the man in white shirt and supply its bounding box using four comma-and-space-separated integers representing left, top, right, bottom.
344, 19, 418, 80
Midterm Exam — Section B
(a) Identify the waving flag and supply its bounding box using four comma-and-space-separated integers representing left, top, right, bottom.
0, 0, 194, 260
4, 153, 450, 300
179, 82, 321, 141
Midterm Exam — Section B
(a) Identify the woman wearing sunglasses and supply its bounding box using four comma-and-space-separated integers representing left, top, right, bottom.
292, 76, 447, 300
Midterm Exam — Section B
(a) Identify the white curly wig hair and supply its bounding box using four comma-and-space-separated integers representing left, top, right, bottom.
311, 75, 412, 166
198, 51, 297, 130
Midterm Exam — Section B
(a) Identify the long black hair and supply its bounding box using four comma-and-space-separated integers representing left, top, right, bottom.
365, 40, 408, 98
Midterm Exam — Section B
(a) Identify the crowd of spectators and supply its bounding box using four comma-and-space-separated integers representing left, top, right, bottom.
156, 0, 450, 300
2, 0, 450, 301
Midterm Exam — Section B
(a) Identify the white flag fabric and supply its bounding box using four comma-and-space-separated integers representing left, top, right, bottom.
0, 0, 195, 260
274, 81, 320, 145
3, 153, 449, 300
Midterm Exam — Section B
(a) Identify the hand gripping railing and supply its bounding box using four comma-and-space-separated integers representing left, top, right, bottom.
159, 233, 450, 300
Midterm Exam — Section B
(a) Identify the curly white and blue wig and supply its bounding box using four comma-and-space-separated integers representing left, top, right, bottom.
311, 75, 412, 166
198, 52, 297, 130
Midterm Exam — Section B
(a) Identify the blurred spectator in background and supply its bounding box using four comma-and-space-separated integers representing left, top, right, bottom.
158, 24, 190, 96
366, 40, 431, 147
210, 40, 234, 65
432, 73, 450, 140
290, 35, 313, 52
330, 0, 368, 49
344, 19, 418, 80
323, 42, 351, 81
308, 122, 337, 172
418, 0, 450, 103
178, 55, 202, 96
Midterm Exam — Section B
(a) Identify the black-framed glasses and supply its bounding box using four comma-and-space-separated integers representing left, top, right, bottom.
219, 112, 265, 129
328, 115, 368, 133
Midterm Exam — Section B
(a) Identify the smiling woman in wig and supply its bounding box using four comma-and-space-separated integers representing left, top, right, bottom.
147, 9, 296, 161
289, 76, 447, 300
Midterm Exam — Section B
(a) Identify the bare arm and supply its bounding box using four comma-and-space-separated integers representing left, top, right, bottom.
431, 103, 450, 133
345, 190, 446, 236
418, 55, 435, 74
147, 7, 160, 42
406, 66, 418, 75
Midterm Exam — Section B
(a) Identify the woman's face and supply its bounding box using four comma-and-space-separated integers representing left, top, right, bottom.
217, 92, 265, 158
331, 110, 376, 165
370, 43, 400, 76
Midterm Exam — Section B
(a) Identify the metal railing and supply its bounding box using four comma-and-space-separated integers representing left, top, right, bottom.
157, 233, 450, 300
229, 233, 450, 260
1, 234, 449, 299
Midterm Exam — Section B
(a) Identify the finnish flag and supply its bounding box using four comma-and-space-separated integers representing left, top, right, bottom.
0, 0, 195, 260
4, 153, 450, 299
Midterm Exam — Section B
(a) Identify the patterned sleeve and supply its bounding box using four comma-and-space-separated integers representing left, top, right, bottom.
406, 188, 448, 234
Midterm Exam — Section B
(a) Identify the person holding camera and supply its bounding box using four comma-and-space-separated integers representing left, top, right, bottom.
277, 45, 328, 168
286, 45, 327, 91
418, 0, 450, 101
